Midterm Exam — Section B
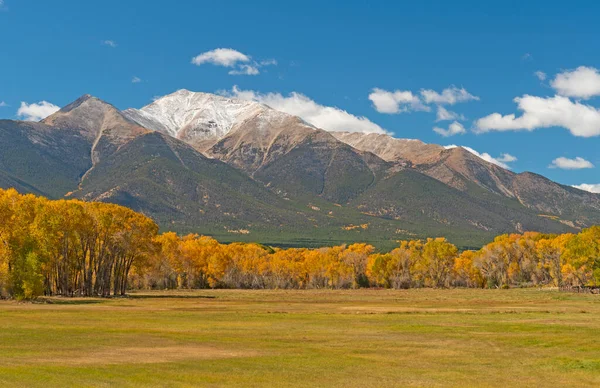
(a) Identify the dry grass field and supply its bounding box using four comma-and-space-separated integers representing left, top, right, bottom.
0, 289, 599, 387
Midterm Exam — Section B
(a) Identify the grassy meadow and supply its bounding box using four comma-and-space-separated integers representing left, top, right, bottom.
0, 289, 599, 387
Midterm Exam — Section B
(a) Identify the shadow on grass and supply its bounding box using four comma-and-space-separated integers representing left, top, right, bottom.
127, 294, 217, 300
37, 298, 105, 305
31, 294, 217, 304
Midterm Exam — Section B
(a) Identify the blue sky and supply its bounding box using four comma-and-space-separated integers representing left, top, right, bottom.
0, 0, 598, 190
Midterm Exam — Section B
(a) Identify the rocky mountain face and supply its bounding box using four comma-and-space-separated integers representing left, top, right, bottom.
206, 113, 389, 203
331, 132, 444, 166
0, 90, 598, 249
43, 94, 149, 169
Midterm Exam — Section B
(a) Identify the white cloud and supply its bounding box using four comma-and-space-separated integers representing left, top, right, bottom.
534, 71, 547, 81
132, 76, 142, 83
259, 59, 278, 66
443, 145, 514, 169
228, 64, 260, 76
522, 53, 533, 61
551, 66, 600, 99
420, 86, 479, 105
497, 153, 518, 163
0, 101, 7, 107
224, 86, 388, 134
102, 40, 117, 48
191, 48, 277, 76
192, 48, 250, 67
368, 88, 429, 114
435, 106, 465, 122
369, 86, 476, 118
17, 101, 60, 121
549, 157, 594, 170
475, 95, 600, 137
433, 121, 466, 137
572, 183, 600, 194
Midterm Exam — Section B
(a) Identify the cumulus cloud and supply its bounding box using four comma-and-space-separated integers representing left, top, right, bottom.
131, 76, 142, 83
17, 101, 60, 121
549, 157, 594, 170
191, 48, 277, 76
420, 86, 479, 105
475, 95, 600, 137
191, 48, 250, 67
224, 86, 388, 134
433, 121, 466, 137
534, 71, 547, 81
368, 88, 429, 114
551, 66, 600, 99
369, 86, 477, 120
572, 183, 600, 194
497, 153, 518, 163
228, 64, 260, 76
435, 106, 465, 122
0, 101, 7, 107
444, 145, 515, 169
102, 40, 117, 48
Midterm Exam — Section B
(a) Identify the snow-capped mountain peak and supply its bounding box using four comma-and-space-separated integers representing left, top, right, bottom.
122, 89, 272, 144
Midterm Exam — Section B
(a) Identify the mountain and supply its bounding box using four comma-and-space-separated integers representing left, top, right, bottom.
126, 92, 600, 231
43, 94, 149, 166
0, 95, 412, 248
35, 95, 387, 244
122, 90, 265, 150
0, 91, 598, 250
125, 90, 389, 204
332, 131, 600, 228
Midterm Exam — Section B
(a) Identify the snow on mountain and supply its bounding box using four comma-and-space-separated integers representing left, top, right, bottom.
122, 89, 278, 144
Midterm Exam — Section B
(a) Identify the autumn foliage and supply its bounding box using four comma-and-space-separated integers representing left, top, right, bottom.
0, 189, 599, 299
0, 189, 157, 299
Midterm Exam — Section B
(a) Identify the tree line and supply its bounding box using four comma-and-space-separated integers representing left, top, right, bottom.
0, 189, 157, 299
0, 188, 598, 299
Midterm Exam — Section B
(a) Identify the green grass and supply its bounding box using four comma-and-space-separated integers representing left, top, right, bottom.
1, 289, 599, 387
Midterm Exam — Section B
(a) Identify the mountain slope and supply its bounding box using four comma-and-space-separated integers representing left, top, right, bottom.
0, 120, 92, 197
511, 172, 600, 226
350, 168, 570, 237
207, 114, 389, 203
43, 94, 149, 165
333, 131, 600, 228
73, 131, 314, 233
332, 132, 444, 166
69, 130, 420, 248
